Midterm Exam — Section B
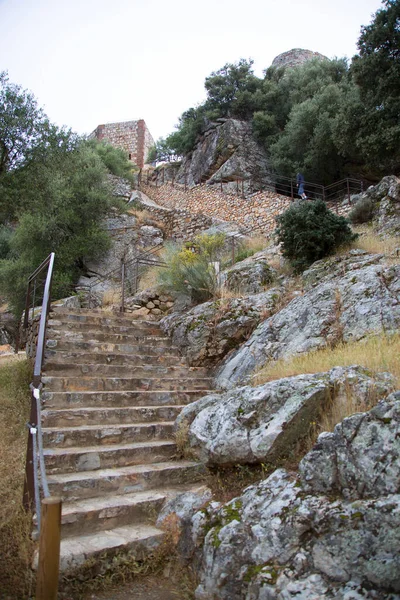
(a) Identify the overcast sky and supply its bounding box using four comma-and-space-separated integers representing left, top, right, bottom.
0, 0, 383, 141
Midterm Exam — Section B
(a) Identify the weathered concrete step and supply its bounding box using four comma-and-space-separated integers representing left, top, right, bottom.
43, 362, 210, 379
52, 306, 163, 323
44, 440, 177, 474
42, 389, 214, 409
47, 460, 206, 501
45, 349, 186, 367
47, 329, 171, 348
42, 405, 183, 427
42, 375, 213, 392
48, 319, 163, 337
43, 421, 174, 448
50, 310, 163, 329
61, 485, 205, 538
57, 523, 164, 572
46, 338, 180, 356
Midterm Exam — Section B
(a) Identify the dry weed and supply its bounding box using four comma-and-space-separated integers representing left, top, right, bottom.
253, 332, 400, 386
138, 265, 164, 291
174, 422, 196, 461
351, 226, 400, 257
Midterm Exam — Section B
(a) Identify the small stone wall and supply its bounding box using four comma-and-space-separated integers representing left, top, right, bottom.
141, 183, 352, 236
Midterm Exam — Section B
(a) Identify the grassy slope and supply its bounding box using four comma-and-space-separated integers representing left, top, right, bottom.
0, 358, 34, 599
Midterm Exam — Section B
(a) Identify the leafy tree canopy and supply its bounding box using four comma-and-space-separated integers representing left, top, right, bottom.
0, 74, 130, 315
351, 0, 400, 172
162, 1, 399, 181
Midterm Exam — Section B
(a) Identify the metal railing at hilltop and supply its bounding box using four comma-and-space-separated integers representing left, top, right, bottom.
140, 167, 365, 209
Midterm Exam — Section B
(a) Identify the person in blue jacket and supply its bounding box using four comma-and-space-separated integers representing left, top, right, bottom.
296, 173, 307, 200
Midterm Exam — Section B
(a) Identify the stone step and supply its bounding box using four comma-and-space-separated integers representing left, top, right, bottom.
46, 337, 178, 354
57, 523, 164, 573
48, 319, 163, 338
47, 460, 206, 501
42, 421, 174, 448
51, 306, 159, 323
47, 329, 171, 348
60, 485, 203, 538
42, 375, 213, 393
50, 310, 164, 329
42, 405, 183, 428
44, 440, 177, 474
43, 361, 210, 379
42, 389, 212, 409
44, 349, 186, 367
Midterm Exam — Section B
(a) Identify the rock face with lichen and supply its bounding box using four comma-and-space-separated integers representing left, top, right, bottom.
271, 48, 328, 69
175, 119, 273, 190
166, 396, 400, 599
160, 288, 283, 366
215, 250, 400, 390
176, 366, 395, 466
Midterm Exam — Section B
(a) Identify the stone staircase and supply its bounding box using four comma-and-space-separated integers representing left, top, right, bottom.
40, 306, 213, 571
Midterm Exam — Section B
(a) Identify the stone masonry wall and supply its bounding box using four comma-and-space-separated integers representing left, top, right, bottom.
90, 120, 155, 169
141, 182, 352, 236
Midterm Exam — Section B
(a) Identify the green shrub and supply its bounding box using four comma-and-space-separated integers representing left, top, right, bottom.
0, 226, 13, 259
158, 233, 226, 303
348, 196, 376, 224
275, 199, 357, 273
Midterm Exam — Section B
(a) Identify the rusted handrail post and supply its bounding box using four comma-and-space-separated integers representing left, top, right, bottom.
36, 497, 62, 600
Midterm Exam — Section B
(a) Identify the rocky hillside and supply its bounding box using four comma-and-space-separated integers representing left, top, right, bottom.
151, 176, 400, 599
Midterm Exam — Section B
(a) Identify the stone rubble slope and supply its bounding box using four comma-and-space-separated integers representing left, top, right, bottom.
176, 366, 395, 466
161, 396, 400, 599
215, 250, 400, 389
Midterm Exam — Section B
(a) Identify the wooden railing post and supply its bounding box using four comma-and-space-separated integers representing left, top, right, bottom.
36, 497, 62, 600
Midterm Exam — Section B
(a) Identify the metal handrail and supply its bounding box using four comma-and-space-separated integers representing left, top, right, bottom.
23, 253, 55, 523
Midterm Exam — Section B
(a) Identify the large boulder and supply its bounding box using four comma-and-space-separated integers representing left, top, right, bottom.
299, 393, 400, 499
216, 252, 400, 389
222, 251, 276, 294
175, 119, 273, 189
194, 469, 400, 599
177, 367, 395, 466
271, 48, 328, 69
160, 288, 283, 366
350, 175, 400, 237
191, 398, 400, 599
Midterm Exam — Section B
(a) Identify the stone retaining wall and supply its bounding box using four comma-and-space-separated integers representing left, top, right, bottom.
141, 182, 352, 236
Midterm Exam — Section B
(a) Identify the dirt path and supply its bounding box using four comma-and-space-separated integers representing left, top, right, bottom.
84, 574, 192, 600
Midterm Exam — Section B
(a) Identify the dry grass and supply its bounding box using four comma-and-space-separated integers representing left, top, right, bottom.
351, 226, 400, 257
138, 265, 164, 292
253, 332, 400, 387
101, 287, 122, 310
127, 207, 165, 232
242, 235, 269, 253
0, 359, 35, 599
174, 422, 196, 461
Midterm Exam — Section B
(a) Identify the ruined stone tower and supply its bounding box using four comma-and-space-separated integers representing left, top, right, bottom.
90, 119, 155, 169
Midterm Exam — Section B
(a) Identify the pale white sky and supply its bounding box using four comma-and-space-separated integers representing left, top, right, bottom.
0, 0, 383, 141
